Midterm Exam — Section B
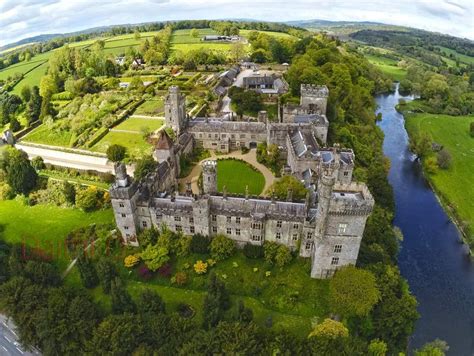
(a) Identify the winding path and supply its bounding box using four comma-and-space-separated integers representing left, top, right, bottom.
178, 148, 277, 197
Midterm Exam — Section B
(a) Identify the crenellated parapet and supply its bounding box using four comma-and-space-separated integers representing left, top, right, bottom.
300, 84, 329, 98
329, 182, 374, 216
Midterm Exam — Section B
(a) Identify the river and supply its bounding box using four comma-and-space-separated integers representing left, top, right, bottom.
376, 85, 474, 355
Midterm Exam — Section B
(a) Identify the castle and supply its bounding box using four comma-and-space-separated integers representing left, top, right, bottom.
110, 84, 374, 279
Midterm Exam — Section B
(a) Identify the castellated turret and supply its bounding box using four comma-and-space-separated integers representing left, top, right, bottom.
300, 84, 329, 115
202, 159, 217, 194
165, 86, 187, 135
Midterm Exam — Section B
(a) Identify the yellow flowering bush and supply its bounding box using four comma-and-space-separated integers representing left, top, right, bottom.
124, 254, 140, 268
194, 260, 208, 274
206, 258, 216, 267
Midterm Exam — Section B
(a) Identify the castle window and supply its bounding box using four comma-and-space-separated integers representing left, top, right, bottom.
126, 234, 131, 238
208, 134, 212, 138
199, 133, 203, 138
334, 244, 342, 253
307, 232, 313, 240
221, 145, 226, 150
222, 134, 226, 138
276, 220, 282, 228
176, 225, 182, 232
215, 134, 218, 138
212, 226, 217, 233
212, 215, 217, 222
292, 234, 298, 241
156, 213, 162, 220
236, 217, 241, 224
293, 223, 299, 230
226, 228, 232, 235
124, 226, 129, 230
189, 217, 194, 224
121, 213, 126, 218
190, 226, 195, 234
252, 223, 262, 229
227, 216, 232, 223
252, 235, 260, 241
174, 216, 181, 222
305, 241, 312, 250
236, 229, 241, 236
119, 202, 125, 208
338, 223, 347, 234
142, 221, 148, 228
331, 257, 339, 266
276, 232, 281, 240
343, 171, 349, 176
231, 134, 235, 139
240, 134, 245, 138
251, 135, 256, 139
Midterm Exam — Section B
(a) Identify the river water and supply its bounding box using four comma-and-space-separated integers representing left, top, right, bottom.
376, 85, 474, 355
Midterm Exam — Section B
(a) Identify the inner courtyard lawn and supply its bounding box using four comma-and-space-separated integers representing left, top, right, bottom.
217, 159, 265, 195
405, 112, 474, 243
0, 200, 113, 267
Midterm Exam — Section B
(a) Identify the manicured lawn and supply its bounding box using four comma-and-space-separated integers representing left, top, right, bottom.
22, 124, 75, 147
365, 54, 407, 81
90, 130, 152, 157
405, 112, 474, 243
0, 200, 113, 267
217, 159, 265, 195
133, 98, 165, 115
114, 117, 164, 132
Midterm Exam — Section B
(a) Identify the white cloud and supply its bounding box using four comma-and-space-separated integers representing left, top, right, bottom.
0, 0, 472, 46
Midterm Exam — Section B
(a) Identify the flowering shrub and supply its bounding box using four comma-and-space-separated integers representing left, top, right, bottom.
138, 265, 153, 280
206, 258, 216, 267
158, 263, 172, 278
265, 271, 271, 277
124, 254, 140, 268
194, 260, 208, 274
232, 262, 239, 268
172, 271, 188, 286
253, 267, 258, 273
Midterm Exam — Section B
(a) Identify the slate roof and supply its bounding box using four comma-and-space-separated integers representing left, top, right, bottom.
188, 119, 267, 134
289, 130, 319, 157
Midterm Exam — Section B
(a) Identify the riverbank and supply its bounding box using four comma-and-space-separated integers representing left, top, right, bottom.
397, 102, 474, 251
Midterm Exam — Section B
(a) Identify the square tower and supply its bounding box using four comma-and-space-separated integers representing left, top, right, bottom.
165, 86, 187, 135
300, 84, 329, 115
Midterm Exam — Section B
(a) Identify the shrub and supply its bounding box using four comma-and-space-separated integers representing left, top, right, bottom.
263, 241, 280, 264
191, 234, 210, 254
275, 245, 292, 267
75, 186, 100, 211
470, 122, 474, 137
172, 271, 188, 286
106, 144, 127, 163
0, 182, 14, 200
139, 245, 170, 272
437, 148, 452, 169
124, 255, 140, 268
210, 234, 236, 261
31, 156, 45, 170
157, 263, 172, 278
137, 265, 153, 280
243, 243, 264, 259
423, 156, 438, 174
176, 234, 192, 256
137, 227, 159, 247
194, 260, 208, 274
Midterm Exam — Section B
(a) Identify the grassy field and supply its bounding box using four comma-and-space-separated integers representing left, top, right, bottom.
240, 29, 297, 40
0, 200, 113, 267
436, 46, 474, 65
133, 98, 165, 115
171, 28, 219, 44
365, 54, 407, 81
12, 61, 49, 94
90, 130, 152, 156
22, 124, 74, 147
217, 159, 265, 195
171, 43, 235, 53
114, 117, 164, 132
404, 111, 474, 244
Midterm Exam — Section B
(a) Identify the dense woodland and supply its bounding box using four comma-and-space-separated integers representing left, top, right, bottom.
0, 30, 435, 355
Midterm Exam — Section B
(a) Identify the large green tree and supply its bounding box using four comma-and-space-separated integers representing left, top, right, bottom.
2, 147, 38, 195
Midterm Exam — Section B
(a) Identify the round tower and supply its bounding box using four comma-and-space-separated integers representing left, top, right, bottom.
202, 160, 217, 195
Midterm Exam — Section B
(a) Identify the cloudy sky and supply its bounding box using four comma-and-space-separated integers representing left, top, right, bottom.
0, 0, 473, 46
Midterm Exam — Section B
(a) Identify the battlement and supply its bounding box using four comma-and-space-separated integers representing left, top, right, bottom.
301, 84, 329, 98
168, 85, 180, 94
329, 182, 374, 215
202, 159, 217, 171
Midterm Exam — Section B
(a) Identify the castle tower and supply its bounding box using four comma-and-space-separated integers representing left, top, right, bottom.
110, 163, 140, 246
202, 159, 217, 195
165, 86, 187, 135
152, 130, 180, 177
300, 84, 329, 115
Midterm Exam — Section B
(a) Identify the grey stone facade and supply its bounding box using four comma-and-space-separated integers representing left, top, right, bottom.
164, 86, 187, 135
110, 84, 375, 279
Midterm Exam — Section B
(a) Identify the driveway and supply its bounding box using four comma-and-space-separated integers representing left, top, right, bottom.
0, 314, 40, 355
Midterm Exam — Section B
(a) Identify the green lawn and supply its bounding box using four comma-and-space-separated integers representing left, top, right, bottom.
171, 28, 219, 44
0, 200, 113, 267
240, 29, 297, 40
436, 46, 474, 65
405, 112, 474, 244
114, 118, 164, 132
133, 98, 165, 115
22, 124, 74, 147
90, 130, 152, 157
171, 43, 235, 53
365, 54, 406, 81
0, 59, 46, 81
217, 159, 265, 195
12, 61, 49, 95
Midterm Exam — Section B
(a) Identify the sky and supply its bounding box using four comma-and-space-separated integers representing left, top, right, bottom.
0, 0, 473, 46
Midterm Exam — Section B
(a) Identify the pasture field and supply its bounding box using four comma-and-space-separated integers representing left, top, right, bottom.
436, 46, 474, 65
12, 61, 49, 94
133, 98, 165, 115
217, 159, 265, 195
405, 112, 474, 243
114, 117, 164, 132
0, 59, 46, 81
171, 28, 219, 44
0, 199, 113, 267
90, 130, 152, 156
171, 43, 235, 53
22, 124, 74, 147
240, 29, 297, 40
365, 54, 407, 81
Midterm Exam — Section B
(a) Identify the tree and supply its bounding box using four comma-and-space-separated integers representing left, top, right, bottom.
9, 117, 21, 132
134, 155, 158, 180
437, 148, 451, 169
470, 122, 474, 137
26, 86, 42, 124
134, 29, 141, 41
329, 266, 380, 318
190, 28, 199, 38
243, 243, 264, 259
409, 132, 432, 158
110, 277, 136, 314
31, 156, 45, 170
414, 339, 449, 356
76, 251, 99, 288
106, 144, 127, 163
24, 261, 60, 286
250, 49, 268, 63
96, 258, 118, 294
235, 300, 253, 323
20, 85, 31, 102
1, 147, 38, 195
139, 244, 170, 272
368, 339, 388, 356
190, 234, 210, 254
275, 245, 292, 267
308, 318, 349, 339
210, 234, 235, 261
268, 175, 307, 201
138, 289, 166, 315
75, 186, 100, 211
203, 274, 230, 329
